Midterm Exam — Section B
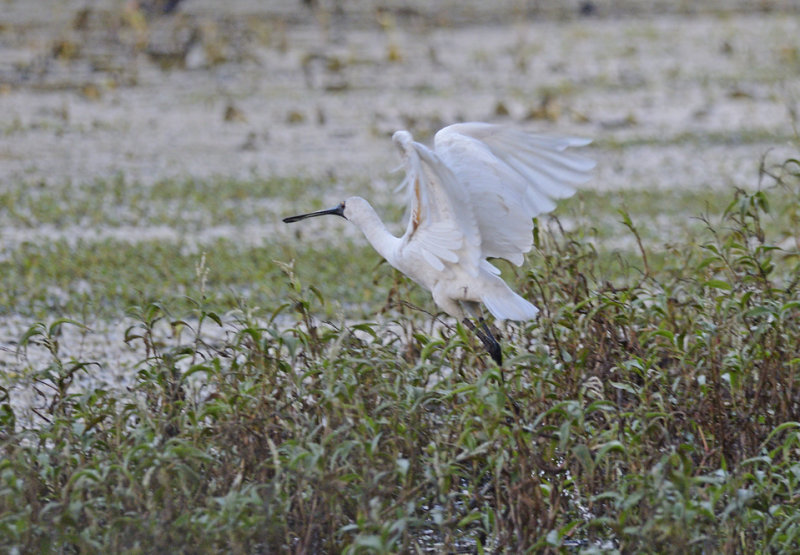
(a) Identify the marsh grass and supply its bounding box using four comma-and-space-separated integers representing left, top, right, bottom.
0, 174, 327, 229
2, 177, 797, 321
0, 239, 393, 319
1, 155, 800, 553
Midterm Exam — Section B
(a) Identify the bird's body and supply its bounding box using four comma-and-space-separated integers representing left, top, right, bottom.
284, 122, 595, 363
343, 195, 535, 321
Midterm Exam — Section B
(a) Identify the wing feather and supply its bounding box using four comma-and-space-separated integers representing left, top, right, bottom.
393, 131, 482, 274
434, 122, 595, 265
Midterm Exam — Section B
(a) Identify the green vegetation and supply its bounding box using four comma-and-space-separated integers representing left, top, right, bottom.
3, 171, 797, 320
0, 238, 390, 319
2, 155, 800, 552
0, 174, 328, 229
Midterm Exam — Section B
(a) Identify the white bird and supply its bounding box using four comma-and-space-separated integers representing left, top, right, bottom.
283, 122, 595, 364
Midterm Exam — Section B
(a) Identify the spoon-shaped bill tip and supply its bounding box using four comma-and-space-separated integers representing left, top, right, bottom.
283, 203, 345, 223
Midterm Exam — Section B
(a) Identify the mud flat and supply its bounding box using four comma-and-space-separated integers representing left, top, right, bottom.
0, 2, 797, 186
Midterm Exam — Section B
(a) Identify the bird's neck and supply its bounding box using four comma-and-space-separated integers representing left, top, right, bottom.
351, 204, 401, 263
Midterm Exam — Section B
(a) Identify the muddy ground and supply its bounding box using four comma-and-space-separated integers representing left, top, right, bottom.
1, 1, 798, 188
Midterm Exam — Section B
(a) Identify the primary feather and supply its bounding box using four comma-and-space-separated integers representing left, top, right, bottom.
432, 123, 595, 268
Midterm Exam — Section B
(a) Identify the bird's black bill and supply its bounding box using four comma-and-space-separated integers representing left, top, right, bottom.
282, 202, 345, 223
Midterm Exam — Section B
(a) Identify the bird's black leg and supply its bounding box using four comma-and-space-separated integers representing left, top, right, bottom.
463, 318, 520, 418
462, 318, 503, 366
479, 318, 504, 369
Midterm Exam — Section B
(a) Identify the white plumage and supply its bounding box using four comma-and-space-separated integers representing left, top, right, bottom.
283, 122, 595, 363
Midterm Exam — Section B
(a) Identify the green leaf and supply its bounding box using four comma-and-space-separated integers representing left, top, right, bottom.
595, 440, 628, 464
704, 279, 732, 291
206, 311, 223, 326
573, 444, 594, 473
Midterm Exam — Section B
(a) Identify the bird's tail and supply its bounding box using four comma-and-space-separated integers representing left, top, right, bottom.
481, 286, 539, 322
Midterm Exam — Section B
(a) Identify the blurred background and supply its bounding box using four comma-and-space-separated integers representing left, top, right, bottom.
1, 0, 798, 189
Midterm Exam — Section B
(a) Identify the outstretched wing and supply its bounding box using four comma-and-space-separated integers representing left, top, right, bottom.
393, 130, 482, 275
434, 122, 595, 269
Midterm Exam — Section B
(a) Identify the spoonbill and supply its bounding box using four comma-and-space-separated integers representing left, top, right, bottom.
283, 122, 594, 365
